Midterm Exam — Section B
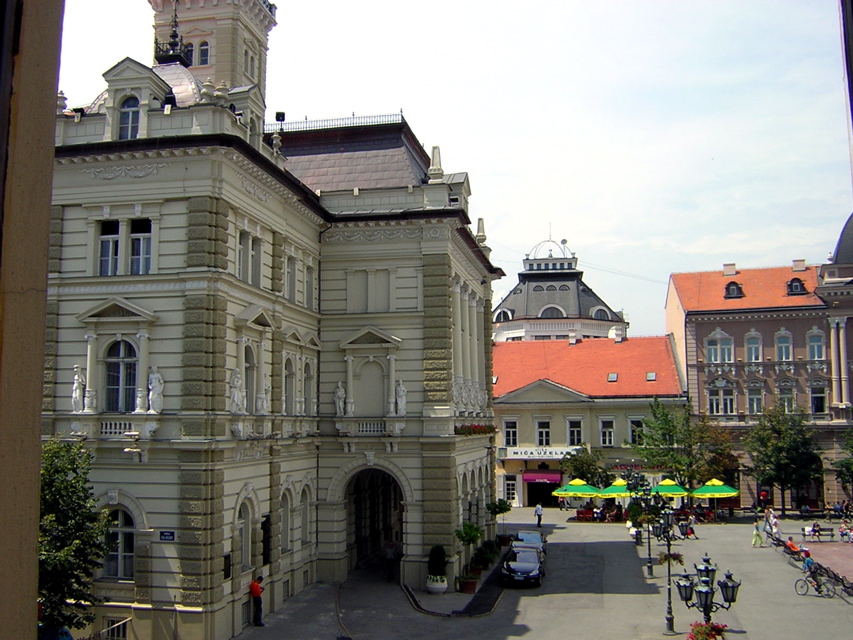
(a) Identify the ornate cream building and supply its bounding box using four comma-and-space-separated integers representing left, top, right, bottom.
46, 2, 501, 639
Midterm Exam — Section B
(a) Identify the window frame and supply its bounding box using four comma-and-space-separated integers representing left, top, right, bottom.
599, 418, 614, 447
775, 332, 792, 362
747, 388, 763, 414
503, 420, 518, 447
536, 420, 551, 447
566, 418, 582, 447
103, 508, 135, 580
745, 335, 761, 363
118, 96, 140, 140
103, 339, 138, 413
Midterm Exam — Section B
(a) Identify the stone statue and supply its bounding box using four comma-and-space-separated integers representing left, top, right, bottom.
395, 380, 407, 416
71, 365, 85, 413
148, 365, 164, 414
230, 369, 246, 414
335, 381, 346, 417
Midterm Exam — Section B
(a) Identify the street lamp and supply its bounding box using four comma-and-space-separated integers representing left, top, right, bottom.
652, 507, 678, 635
623, 469, 654, 577
675, 553, 741, 624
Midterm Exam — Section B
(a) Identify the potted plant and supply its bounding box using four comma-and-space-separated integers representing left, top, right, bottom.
471, 545, 492, 572
686, 621, 727, 640
487, 499, 513, 545
455, 522, 484, 577
456, 573, 479, 594
425, 544, 448, 595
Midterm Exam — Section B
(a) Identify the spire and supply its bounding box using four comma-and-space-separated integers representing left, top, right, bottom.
154, 2, 192, 67
428, 146, 444, 184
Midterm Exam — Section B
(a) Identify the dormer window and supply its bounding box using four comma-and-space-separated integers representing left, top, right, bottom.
724, 281, 743, 298
787, 278, 807, 295
118, 97, 140, 140
494, 309, 512, 323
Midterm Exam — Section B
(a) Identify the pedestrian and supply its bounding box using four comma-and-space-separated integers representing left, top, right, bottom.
249, 575, 265, 627
687, 513, 699, 539
535, 503, 543, 528
751, 517, 763, 548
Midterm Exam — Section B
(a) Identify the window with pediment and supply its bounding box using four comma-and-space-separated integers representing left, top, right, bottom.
707, 378, 735, 415
775, 329, 793, 362
104, 340, 137, 413
745, 331, 762, 363
776, 378, 796, 412
807, 327, 825, 361
809, 379, 828, 414
104, 508, 135, 579
705, 329, 733, 363
118, 96, 140, 140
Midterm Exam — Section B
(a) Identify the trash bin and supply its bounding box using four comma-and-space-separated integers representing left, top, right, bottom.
635, 529, 643, 546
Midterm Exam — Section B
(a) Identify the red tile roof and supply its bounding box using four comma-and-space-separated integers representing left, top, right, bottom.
492, 337, 683, 399
669, 266, 824, 313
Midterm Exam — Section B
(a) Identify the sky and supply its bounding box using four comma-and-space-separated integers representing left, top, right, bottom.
58, 1, 853, 336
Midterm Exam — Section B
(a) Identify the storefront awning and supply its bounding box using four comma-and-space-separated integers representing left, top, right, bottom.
522, 470, 563, 484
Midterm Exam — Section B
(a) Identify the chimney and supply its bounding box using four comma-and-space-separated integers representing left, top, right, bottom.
568, 330, 577, 345
612, 326, 624, 343
792, 259, 807, 272
722, 263, 737, 276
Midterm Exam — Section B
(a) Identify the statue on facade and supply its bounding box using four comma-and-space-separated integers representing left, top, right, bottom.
335, 381, 346, 417
395, 380, 407, 416
148, 365, 164, 414
71, 365, 85, 413
230, 369, 246, 414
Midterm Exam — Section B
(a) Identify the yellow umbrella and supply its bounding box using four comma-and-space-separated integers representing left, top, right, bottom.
651, 478, 688, 497
552, 478, 600, 498
691, 478, 739, 499
597, 478, 633, 498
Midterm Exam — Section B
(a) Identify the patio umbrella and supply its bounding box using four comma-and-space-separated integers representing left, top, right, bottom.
691, 479, 739, 499
651, 478, 688, 497
597, 478, 633, 498
552, 478, 600, 498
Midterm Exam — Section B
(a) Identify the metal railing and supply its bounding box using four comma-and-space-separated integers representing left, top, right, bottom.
77, 617, 131, 640
264, 113, 404, 134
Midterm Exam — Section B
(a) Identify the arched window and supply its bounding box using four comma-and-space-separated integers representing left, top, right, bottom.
118, 96, 140, 140
745, 334, 762, 362
808, 332, 825, 360
283, 358, 295, 415
104, 340, 137, 412
300, 488, 310, 546
546, 285, 557, 291
199, 41, 210, 65
104, 509, 135, 579
724, 281, 743, 298
494, 309, 511, 323
559, 285, 569, 291
540, 306, 565, 319
532, 285, 544, 292
594, 309, 609, 320
240, 503, 252, 570
775, 333, 792, 361
787, 278, 807, 295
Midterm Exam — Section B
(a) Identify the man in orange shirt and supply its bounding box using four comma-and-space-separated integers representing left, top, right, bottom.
249, 575, 265, 627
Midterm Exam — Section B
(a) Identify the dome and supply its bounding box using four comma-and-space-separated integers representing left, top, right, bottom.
832, 212, 853, 264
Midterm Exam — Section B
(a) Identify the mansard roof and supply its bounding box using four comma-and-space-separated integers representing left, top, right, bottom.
668, 264, 824, 313
493, 336, 683, 399
832, 212, 853, 265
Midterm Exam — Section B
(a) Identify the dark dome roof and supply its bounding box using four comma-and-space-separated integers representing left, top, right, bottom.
834, 212, 853, 264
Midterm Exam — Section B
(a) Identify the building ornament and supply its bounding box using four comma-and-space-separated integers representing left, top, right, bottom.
239, 173, 271, 202
775, 363, 795, 374
82, 163, 170, 180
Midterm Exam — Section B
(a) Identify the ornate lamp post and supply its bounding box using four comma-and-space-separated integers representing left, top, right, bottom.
652, 507, 678, 635
623, 469, 654, 577
675, 553, 741, 624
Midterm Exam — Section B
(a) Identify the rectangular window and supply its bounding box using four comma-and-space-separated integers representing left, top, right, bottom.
778, 388, 794, 412
102, 617, 128, 640
708, 389, 735, 415
537, 421, 551, 446
747, 388, 763, 414
776, 337, 792, 361
99, 220, 120, 276
722, 389, 735, 414
808, 335, 825, 361
706, 339, 719, 363
567, 419, 582, 446
720, 339, 733, 363
811, 387, 826, 414
629, 418, 644, 445
504, 420, 518, 447
287, 256, 297, 302
129, 218, 152, 275
746, 336, 761, 362
600, 419, 614, 447
306, 265, 315, 310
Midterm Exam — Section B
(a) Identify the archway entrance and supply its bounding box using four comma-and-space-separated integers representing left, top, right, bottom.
346, 468, 404, 574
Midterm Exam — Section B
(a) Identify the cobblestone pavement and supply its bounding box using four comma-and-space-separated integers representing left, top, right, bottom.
238, 508, 853, 640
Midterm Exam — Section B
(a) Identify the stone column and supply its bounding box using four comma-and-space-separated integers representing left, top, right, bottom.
830, 319, 840, 406
460, 287, 471, 382
345, 355, 354, 416
84, 331, 98, 412
467, 293, 478, 410
257, 335, 268, 415
387, 354, 397, 416
134, 332, 150, 413
841, 318, 850, 406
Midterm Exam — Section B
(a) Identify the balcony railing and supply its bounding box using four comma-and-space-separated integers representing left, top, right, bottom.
264, 113, 404, 134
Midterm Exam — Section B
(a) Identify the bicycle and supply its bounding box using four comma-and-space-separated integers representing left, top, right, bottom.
795, 575, 836, 598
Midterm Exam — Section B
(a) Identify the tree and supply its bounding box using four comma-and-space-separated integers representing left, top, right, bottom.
630, 399, 735, 491
559, 445, 613, 488
740, 406, 823, 516
830, 430, 853, 490
39, 438, 112, 638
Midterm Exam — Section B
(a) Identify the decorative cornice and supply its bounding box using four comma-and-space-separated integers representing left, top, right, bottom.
323, 219, 452, 244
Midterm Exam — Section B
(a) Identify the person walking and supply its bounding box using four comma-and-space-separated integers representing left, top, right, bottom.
535, 503, 543, 528
751, 517, 763, 548
250, 575, 265, 627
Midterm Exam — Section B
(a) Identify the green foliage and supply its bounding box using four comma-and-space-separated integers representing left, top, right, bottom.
831, 430, 853, 489
740, 406, 822, 515
626, 502, 644, 523
486, 499, 512, 518
559, 445, 613, 487
39, 438, 112, 632
481, 539, 500, 560
630, 399, 736, 490
427, 544, 448, 577
471, 545, 492, 569
455, 522, 484, 547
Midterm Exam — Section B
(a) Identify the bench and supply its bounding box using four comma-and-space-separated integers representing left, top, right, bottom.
802, 526, 835, 542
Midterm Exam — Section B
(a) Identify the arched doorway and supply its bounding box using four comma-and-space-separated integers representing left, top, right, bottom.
346, 468, 404, 574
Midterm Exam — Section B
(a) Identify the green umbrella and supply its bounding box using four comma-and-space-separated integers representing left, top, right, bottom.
690, 478, 739, 499
597, 478, 633, 498
553, 478, 600, 498
651, 478, 688, 497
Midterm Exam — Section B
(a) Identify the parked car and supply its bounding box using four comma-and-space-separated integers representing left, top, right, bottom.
515, 529, 547, 553
501, 547, 545, 587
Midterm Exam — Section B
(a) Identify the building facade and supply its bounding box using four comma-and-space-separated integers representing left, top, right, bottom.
666, 248, 853, 509
493, 336, 685, 507
45, 2, 501, 639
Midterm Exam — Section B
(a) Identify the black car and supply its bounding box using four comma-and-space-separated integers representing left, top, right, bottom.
501, 547, 545, 587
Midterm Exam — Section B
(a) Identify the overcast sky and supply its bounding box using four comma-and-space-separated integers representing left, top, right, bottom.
59, 0, 853, 335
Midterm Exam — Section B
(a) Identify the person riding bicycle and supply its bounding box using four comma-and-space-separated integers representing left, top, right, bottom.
802, 550, 821, 593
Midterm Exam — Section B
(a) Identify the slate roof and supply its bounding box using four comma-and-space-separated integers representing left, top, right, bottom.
495, 269, 621, 320
669, 266, 824, 313
492, 337, 682, 399
833, 212, 853, 264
